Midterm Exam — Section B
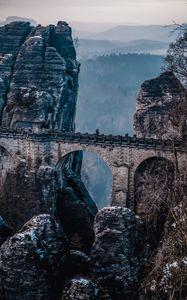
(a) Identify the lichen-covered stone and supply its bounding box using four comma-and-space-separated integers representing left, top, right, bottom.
134, 72, 187, 139
0, 214, 68, 300
61, 278, 99, 300
91, 207, 143, 299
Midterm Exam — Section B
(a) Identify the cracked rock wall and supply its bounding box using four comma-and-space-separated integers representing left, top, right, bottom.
134, 72, 187, 140
0, 21, 79, 131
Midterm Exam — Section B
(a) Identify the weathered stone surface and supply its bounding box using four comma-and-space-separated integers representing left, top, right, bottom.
0, 20, 82, 231
64, 168, 98, 217
0, 214, 68, 300
134, 72, 187, 139
61, 278, 99, 300
0, 215, 12, 246
0, 21, 79, 131
0, 22, 31, 121
0, 160, 57, 231
91, 207, 143, 299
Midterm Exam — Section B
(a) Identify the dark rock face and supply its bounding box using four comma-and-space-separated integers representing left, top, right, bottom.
0, 208, 143, 300
0, 21, 31, 120
56, 167, 98, 253
56, 186, 96, 253
0, 20, 82, 230
61, 278, 99, 300
91, 207, 143, 299
134, 72, 187, 139
0, 215, 12, 246
0, 160, 57, 231
63, 250, 91, 278
0, 21, 79, 130
0, 214, 68, 300
63, 168, 98, 217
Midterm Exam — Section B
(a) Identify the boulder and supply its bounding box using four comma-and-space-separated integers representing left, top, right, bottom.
91, 207, 143, 299
0, 214, 68, 300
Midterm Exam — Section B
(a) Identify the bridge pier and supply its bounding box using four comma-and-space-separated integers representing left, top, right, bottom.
111, 165, 129, 207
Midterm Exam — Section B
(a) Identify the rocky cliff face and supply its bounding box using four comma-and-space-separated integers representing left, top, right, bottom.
0, 21, 79, 131
134, 72, 187, 139
0, 21, 85, 231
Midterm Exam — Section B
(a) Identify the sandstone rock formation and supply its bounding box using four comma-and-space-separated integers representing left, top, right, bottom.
0, 21, 84, 231
0, 21, 79, 131
63, 168, 98, 217
0, 214, 68, 300
134, 71, 187, 139
91, 207, 143, 299
0, 159, 57, 230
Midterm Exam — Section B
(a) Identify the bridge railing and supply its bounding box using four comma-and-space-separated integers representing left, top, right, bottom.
0, 127, 186, 150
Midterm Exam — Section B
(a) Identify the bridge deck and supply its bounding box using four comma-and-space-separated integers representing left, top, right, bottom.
0, 128, 186, 151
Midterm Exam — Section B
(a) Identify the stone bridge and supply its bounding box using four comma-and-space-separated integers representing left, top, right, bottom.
0, 128, 187, 208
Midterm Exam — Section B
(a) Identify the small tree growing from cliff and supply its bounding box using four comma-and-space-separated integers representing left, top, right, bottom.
165, 24, 187, 88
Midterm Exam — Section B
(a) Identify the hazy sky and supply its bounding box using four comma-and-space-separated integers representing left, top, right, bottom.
0, 0, 186, 25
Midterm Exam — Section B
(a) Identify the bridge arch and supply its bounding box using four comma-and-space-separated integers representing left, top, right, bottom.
134, 156, 174, 212
134, 156, 175, 248
55, 150, 113, 209
54, 143, 131, 207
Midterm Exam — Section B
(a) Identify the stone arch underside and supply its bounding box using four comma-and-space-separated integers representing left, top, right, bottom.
55, 145, 131, 207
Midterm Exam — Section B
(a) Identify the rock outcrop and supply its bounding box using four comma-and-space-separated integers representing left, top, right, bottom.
56, 187, 96, 254
91, 207, 143, 299
0, 21, 79, 131
134, 72, 187, 139
0, 21, 83, 231
0, 214, 68, 300
61, 278, 99, 300
56, 167, 98, 253
0, 159, 58, 230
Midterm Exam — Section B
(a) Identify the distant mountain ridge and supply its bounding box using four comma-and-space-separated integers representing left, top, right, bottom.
0, 16, 37, 26
89, 25, 177, 42
77, 39, 169, 59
